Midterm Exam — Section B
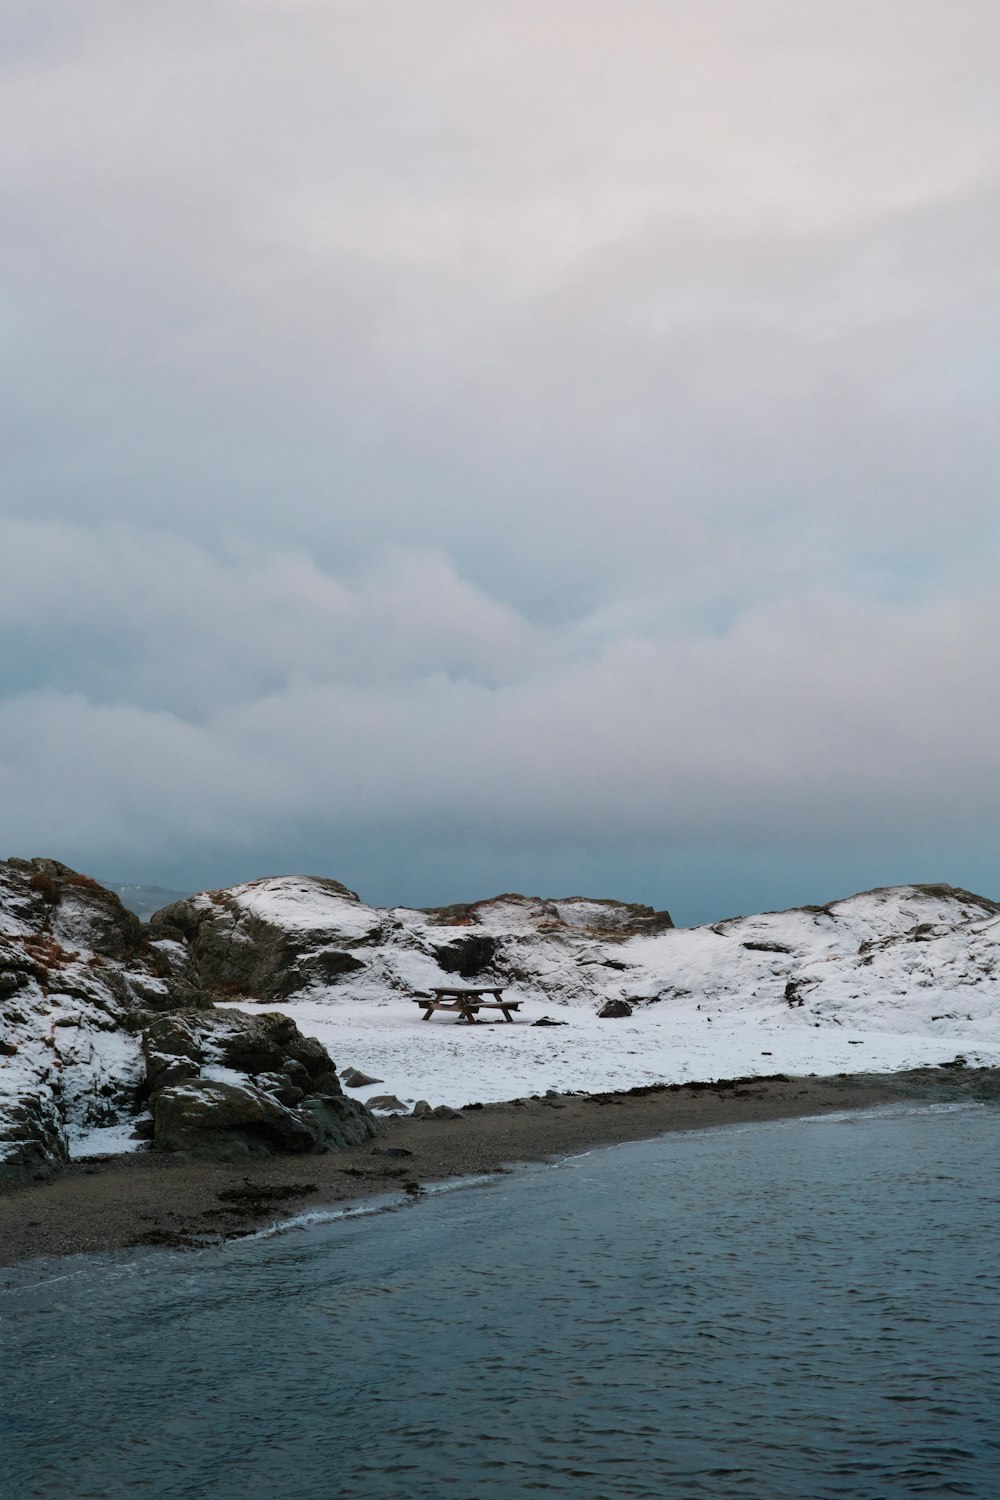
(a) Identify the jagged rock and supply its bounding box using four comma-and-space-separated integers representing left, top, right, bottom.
209, 1011, 337, 1087
0, 1090, 69, 1186
139, 1008, 377, 1156
367, 1094, 408, 1113
598, 999, 633, 1018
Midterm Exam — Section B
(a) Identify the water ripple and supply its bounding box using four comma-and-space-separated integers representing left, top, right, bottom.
2, 1104, 998, 1500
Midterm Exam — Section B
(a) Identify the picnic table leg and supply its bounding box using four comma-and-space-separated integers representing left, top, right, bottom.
420, 1005, 434, 1020
500, 1007, 515, 1021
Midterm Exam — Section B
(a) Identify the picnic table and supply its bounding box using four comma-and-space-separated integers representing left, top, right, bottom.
413, 986, 522, 1023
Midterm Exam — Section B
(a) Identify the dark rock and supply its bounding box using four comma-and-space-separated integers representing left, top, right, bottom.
372, 1145, 414, 1157
597, 998, 633, 1018
366, 1094, 408, 1113
7, 857, 143, 961
532, 1016, 569, 1026
152, 1079, 323, 1158
432, 934, 501, 978
0, 1089, 69, 1185
255, 1071, 306, 1106
341, 1067, 384, 1088
431, 1104, 464, 1119
297, 1094, 378, 1149
411, 1099, 432, 1116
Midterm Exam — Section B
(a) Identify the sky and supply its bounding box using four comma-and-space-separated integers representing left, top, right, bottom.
2, 0, 999, 925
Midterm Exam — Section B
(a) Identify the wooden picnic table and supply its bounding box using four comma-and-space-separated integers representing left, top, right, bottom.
413, 986, 521, 1023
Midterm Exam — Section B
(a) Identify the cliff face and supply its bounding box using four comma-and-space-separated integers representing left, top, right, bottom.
0, 859, 374, 1185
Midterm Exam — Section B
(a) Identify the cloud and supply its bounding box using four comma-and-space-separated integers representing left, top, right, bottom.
1, 3, 998, 914
1, 524, 996, 897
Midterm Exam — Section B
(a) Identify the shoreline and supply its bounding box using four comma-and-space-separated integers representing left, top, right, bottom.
2, 1067, 995, 1268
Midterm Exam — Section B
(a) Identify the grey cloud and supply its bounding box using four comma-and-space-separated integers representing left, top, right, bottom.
1, 2, 999, 918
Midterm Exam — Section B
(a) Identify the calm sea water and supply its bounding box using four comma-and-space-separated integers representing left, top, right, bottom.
2, 1104, 999, 1500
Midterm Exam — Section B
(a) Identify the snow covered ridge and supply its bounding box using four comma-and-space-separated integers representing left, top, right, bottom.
3, 860, 1000, 1175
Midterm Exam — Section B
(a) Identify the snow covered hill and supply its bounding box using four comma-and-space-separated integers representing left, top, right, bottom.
155, 876, 1000, 1113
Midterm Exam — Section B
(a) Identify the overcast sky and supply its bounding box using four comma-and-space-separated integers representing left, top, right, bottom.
2, 1, 999, 923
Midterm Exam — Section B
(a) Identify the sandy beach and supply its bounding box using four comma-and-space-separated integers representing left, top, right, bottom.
4, 1067, 989, 1267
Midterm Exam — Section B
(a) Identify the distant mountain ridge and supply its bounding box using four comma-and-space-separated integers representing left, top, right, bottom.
108, 883, 193, 920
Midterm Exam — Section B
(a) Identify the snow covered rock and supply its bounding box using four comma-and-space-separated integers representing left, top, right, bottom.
0, 858, 178, 1183
0, 860, 375, 1181
150, 876, 374, 1001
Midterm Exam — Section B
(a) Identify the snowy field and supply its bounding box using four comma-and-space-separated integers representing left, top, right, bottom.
232, 992, 1000, 1113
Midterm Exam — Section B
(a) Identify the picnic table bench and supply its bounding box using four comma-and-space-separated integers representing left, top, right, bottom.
413, 986, 521, 1023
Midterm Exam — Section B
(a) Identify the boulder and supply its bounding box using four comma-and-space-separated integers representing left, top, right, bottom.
140, 1007, 378, 1159
341, 1067, 384, 1088
152, 1079, 322, 1158
367, 1094, 409, 1113
297, 1094, 378, 1149
598, 998, 633, 1018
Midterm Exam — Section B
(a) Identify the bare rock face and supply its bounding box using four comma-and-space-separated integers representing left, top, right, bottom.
6, 857, 143, 961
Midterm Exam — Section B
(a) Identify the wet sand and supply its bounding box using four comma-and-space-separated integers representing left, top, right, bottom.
0, 1069, 989, 1266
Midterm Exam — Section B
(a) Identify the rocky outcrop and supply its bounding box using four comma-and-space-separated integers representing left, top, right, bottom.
150, 876, 375, 1001
0, 859, 375, 1182
424, 893, 674, 939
